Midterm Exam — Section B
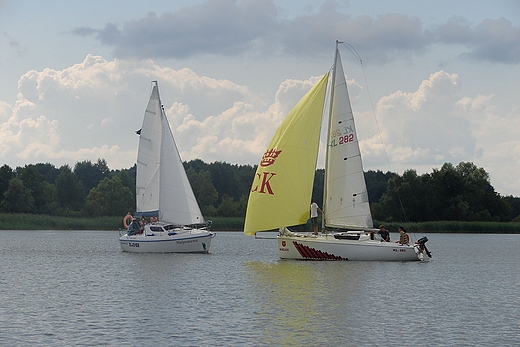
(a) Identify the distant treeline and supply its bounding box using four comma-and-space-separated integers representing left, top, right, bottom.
2, 213, 520, 233
1, 159, 519, 224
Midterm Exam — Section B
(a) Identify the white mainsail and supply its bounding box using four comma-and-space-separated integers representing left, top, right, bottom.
136, 82, 204, 225
323, 48, 373, 229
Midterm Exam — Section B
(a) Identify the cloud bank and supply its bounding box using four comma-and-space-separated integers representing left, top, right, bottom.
73, 0, 520, 64
1, 53, 508, 176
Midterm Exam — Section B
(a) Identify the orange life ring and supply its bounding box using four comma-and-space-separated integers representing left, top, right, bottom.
123, 214, 133, 229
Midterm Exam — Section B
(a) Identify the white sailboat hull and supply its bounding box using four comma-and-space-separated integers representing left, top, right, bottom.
277, 231, 423, 261
124, 82, 213, 254
119, 228, 214, 253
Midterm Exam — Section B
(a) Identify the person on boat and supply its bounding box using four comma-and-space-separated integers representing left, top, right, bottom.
128, 218, 141, 235
139, 216, 146, 232
310, 201, 322, 235
378, 225, 390, 242
397, 226, 410, 245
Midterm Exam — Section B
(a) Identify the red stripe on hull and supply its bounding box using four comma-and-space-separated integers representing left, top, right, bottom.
293, 241, 347, 260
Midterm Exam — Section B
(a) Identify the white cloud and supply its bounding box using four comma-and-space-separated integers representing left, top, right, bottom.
456, 93, 520, 195
353, 67, 520, 195
0, 54, 320, 170
360, 70, 477, 169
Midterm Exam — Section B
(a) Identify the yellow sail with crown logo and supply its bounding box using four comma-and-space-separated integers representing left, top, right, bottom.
244, 73, 329, 235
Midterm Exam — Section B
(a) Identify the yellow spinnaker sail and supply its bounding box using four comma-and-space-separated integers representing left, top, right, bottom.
244, 73, 329, 235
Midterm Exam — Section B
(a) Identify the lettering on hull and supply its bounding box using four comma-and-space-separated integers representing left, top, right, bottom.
176, 239, 199, 245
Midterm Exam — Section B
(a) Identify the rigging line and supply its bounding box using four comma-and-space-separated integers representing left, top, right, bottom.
338, 42, 409, 223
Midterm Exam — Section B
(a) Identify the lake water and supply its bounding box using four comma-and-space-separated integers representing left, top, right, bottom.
0, 230, 518, 346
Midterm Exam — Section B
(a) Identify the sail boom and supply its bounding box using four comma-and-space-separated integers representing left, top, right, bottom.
325, 223, 378, 231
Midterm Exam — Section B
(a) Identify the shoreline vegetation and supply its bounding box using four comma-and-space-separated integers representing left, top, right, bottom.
1, 213, 520, 233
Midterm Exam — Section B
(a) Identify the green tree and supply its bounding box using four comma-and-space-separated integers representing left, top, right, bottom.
84, 176, 134, 216
376, 162, 512, 222
117, 167, 134, 192
504, 195, 520, 221
186, 168, 218, 215
40, 182, 59, 214
455, 162, 510, 221
430, 163, 466, 220
0, 164, 14, 206
34, 163, 60, 184
376, 173, 407, 222
1, 178, 34, 213
56, 165, 85, 211
216, 194, 242, 217
236, 195, 248, 217
188, 161, 255, 204
365, 170, 396, 204
17, 164, 48, 213
74, 158, 110, 192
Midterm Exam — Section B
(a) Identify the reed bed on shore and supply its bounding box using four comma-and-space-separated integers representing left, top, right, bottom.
379, 220, 520, 234
0, 213, 245, 231
1, 213, 518, 233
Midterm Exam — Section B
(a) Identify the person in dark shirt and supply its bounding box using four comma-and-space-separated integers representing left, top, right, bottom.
378, 225, 390, 242
128, 218, 140, 235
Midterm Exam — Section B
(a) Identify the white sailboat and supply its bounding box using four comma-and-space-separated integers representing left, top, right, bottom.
119, 81, 214, 253
244, 41, 431, 261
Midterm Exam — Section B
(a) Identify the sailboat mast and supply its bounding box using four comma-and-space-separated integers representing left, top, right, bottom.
321, 41, 340, 230
153, 80, 163, 221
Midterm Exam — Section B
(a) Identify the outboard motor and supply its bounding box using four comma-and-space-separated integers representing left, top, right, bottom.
416, 236, 432, 258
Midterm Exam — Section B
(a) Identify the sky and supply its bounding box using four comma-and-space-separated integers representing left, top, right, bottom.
1, 0, 520, 196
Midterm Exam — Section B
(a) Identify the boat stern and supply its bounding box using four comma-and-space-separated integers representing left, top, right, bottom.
277, 230, 427, 261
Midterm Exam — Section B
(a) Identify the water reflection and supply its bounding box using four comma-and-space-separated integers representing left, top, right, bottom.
247, 261, 316, 345
245, 260, 368, 346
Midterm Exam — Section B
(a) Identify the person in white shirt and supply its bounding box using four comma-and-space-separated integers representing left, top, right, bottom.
310, 201, 322, 235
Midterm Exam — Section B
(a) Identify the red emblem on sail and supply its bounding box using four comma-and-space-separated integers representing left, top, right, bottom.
260, 149, 282, 167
